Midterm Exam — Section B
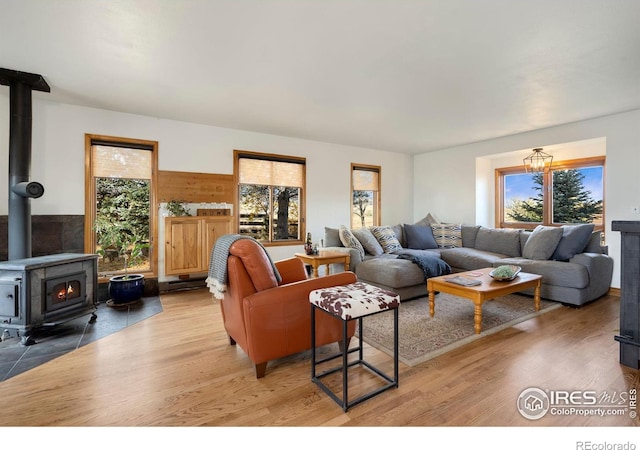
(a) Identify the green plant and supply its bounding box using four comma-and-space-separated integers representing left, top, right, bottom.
492, 265, 517, 278
166, 200, 192, 216
95, 219, 149, 278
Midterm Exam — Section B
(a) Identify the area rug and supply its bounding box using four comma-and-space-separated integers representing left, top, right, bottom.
0, 296, 163, 381
359, 293, 561, 366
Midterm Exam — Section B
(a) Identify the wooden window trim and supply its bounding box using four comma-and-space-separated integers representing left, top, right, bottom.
84, 134, 159, 278
234, 150, 306, 246
351, 163, 381, 229
495, 156, 605, 231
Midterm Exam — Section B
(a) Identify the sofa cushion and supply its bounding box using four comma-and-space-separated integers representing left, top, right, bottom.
430, 222, 462, 248
339, 225, 365, 259
390, 224, 406, 247
414, 213, 439, 227
474, 227, 521, 257
583, 231, 603, 254
522, 225, 564, 260
371, 226, 403, 253
496, 257, 589, 289
404, 223, 438, 249
324, 227, 342, 247
355, 256, 425, 289
352, 227, 384, 256
552, 224, 595, 261
440, 247, 510, 271
461, 225, 481, 248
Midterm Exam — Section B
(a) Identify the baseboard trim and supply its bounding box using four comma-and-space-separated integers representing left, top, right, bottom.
608, 287, 620, 297
159, 277, 206, 293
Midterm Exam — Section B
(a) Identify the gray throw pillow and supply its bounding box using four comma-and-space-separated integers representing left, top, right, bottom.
352, 227, 384, 256
552, 224, 595, 261
583, 231, 603, 254
324, 227, 342, 247
474, 227, 521, 256
414, 213, 439, 227
404, 223, 438, 249
522, 225, 564, 260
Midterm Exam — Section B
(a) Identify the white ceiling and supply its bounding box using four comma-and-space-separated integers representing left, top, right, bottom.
1, 0, 639, 154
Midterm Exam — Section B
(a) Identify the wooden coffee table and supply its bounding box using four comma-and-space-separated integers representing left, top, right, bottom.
294, 250, 350, 277
426, 267, 542, 334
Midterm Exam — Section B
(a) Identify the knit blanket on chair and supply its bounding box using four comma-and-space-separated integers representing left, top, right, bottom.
205, 234, 281, 299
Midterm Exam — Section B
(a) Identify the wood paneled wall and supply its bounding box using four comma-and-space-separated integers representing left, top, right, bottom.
157, 171, 234, 204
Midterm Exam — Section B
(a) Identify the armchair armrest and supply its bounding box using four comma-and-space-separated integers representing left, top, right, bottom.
275, 257, 307, 285
245, 271, 357, 309
241, 271, 357, 363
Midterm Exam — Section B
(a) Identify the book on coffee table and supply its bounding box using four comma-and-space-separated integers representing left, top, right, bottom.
445, 275, 482, 287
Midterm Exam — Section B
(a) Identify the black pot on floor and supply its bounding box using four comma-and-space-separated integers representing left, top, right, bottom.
108, 274, 145, 304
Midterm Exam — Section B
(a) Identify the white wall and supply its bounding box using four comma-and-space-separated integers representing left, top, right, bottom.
0, 94, 414, 271
413, 108, 640, 289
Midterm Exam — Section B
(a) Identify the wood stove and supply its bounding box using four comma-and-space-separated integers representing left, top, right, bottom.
0, 253, 98, 345
612, 220, 640, 369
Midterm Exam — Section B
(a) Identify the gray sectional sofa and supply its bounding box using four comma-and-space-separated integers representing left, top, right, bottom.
322, 222, 614, 306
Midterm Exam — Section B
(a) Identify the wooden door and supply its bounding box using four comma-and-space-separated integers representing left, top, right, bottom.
165, 217, 204, 275
202, 217, 233, 270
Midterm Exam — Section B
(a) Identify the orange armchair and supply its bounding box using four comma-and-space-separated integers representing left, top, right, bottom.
220, 238, 357, 378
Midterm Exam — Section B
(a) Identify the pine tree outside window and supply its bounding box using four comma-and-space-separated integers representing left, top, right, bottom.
497, 156, 604, 232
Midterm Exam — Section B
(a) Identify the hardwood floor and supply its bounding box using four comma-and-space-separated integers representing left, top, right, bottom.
0, 288, 637, 431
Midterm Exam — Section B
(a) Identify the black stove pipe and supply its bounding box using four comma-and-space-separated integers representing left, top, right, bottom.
1, 68, 49, 261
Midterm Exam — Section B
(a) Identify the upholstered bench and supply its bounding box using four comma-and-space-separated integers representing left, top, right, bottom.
309, 281, 400, 411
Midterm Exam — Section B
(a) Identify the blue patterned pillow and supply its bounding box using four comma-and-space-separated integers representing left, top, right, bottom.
370, 226, 403, 253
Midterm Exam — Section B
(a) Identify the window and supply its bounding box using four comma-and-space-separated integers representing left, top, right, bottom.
497, 156, 604, 231
85, 134, 158, 276
235, 150, 305, 244
351, 164, 381, 229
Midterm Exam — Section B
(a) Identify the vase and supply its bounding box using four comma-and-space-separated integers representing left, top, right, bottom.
108, 274, 145, 304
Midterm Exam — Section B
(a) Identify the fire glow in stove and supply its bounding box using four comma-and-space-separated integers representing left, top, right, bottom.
0, 253, 98, 345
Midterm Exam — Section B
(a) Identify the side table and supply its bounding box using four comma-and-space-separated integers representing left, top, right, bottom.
294, 250, 351, 277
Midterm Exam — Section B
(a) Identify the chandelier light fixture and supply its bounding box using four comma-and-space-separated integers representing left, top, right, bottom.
523, 147, 553, 173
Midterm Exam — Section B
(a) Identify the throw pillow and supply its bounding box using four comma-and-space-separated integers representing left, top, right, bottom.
430, 222, 462, 248
370, 226, 403, 253
339, 225, 365, 259
474, 227, 521, 257
522, 225, 564, 260
324, 227, 342, 247
461, 225, 481, 248
404, 223, 438, 249
352, 227, 384, 256
390, 224, 405, 247
413, 213, 439, 227
583, 231, 604, 254
552, 224, 595, 261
